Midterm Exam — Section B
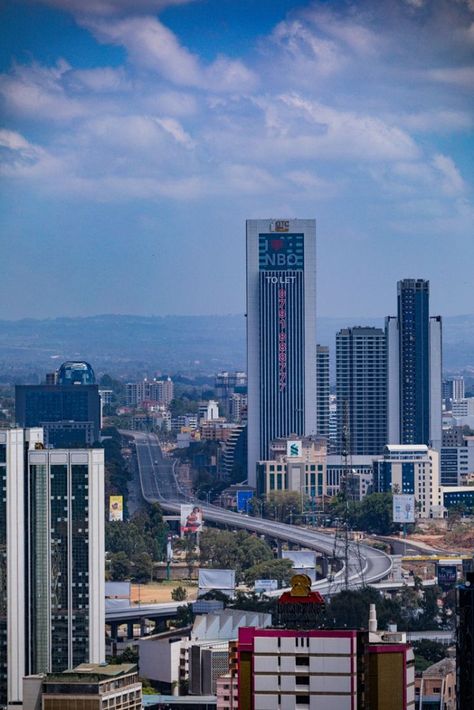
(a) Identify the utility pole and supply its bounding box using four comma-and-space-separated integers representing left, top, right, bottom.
341, 399, 351, 591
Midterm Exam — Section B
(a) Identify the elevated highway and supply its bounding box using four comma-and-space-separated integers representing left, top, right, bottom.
126, 431, 393, 595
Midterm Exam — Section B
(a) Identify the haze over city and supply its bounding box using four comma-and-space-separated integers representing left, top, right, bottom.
1, 0, 473, 319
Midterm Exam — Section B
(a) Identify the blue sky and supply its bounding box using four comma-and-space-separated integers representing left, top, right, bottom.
0, 0, 473, 319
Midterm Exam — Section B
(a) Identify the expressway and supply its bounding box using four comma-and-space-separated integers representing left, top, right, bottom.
127, 431, 393, 595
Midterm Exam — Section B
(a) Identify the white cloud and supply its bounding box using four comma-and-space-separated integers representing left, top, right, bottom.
432, 154, 466, 194
83, 15, 257, 92
154, 117, 195, 148
427, 66, 474, 88
31, 0, 195, 17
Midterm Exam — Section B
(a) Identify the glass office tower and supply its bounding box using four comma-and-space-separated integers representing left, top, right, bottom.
336, 327, 387, 455
0, 429, 104, 709
246, 219, 317, 486
386, 279, 442, 449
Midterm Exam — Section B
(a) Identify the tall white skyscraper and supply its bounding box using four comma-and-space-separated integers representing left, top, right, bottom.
0, 428, 105, 708
246, 219, 317, 486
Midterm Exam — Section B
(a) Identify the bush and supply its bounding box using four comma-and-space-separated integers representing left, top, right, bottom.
171, 585, 188, 601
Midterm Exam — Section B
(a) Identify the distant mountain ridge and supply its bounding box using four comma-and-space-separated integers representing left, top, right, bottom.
0, 313, 473, 379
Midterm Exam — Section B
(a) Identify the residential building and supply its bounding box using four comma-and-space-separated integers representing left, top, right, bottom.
0, 428, 105, 709
373, 444, 440, 518
125, 378, 174, 408
199, 400, 220, 422
386, 279, 442, 450
442, 376, 465, 406
440, 434, 474, 486
216, 673, 238, 710
237, 625, 415, 709
139, 610, 271, 696
256, 436, 326, 498
336, 327, 386, 455
452, 397, 474, 417
228, 393, 247, 423
415, 657, 456, 710
15, 362, 101, 447
246, 219, 317, 486
316, 345, 329, 439
215, 372, 247, 419
220, 425, 247, 482
23, 663, 142, 710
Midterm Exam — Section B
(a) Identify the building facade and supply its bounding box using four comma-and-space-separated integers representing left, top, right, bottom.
237, 627, 415, 709
386, 280, 442, 450
15, 380, 101, 448
23, 663, 142, 710
247, 219, 317, 486
0, 429, 105, 709
373, 444, 440, 518
336, 327, 387, 455
316, 345, 329, 439
256, 437, 326, 499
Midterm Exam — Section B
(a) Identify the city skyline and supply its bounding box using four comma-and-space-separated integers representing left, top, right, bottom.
0, 0, 473, 320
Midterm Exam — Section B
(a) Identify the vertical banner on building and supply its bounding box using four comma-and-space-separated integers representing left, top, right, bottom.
109, 495, 123, 521
180, 504, 203, 535
392, 494, 415, 523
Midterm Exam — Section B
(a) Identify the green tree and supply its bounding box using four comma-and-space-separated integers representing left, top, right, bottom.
244, 559, 294, 586
198, 529, 274, 581
171, 585, 188, 601
132, 552, 153, 582
357, 493, 396, 535
412, 639, 448, 667
265, 491, 307, 524
109, 551, 131, 581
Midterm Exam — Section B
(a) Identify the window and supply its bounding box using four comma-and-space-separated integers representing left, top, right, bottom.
296, 696, 310, 705
296, 656, 309, 666
296, 676, 309, 685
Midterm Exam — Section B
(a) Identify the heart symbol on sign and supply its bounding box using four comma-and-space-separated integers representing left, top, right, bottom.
271, 239, 284, 250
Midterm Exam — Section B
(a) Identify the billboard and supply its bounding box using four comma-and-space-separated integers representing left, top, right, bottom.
109, 495, 123, 522
287, 440, 303, 458
393, 494, 415, 523
236, 490, 254, 513
258, 233, 304, 271
254, 579, 278, 593
198, 569, 235, 597
180, 504, 203, 535
437, 564, 458, 588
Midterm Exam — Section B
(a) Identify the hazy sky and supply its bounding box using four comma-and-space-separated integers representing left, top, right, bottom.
0, 0, 473, 319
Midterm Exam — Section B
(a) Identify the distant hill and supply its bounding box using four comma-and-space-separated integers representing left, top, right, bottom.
0, 313, 473, 381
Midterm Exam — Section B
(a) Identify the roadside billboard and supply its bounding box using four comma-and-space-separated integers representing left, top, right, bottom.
180, 504, 204, 535
198, 569, 235, 597
236, 490, 254, 513
393, 494, 415, 523
254, 579, 278, 594
109, 495, 123, 522
437, 563, 458, 589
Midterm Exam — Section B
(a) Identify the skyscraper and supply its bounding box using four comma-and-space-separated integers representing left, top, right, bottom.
15, 360, 101, 447
0, 428, 105, 708
336, 327, 387, 455
246, 219, 316, 485
386, 279, 442, 449
316, 344, 330, 439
